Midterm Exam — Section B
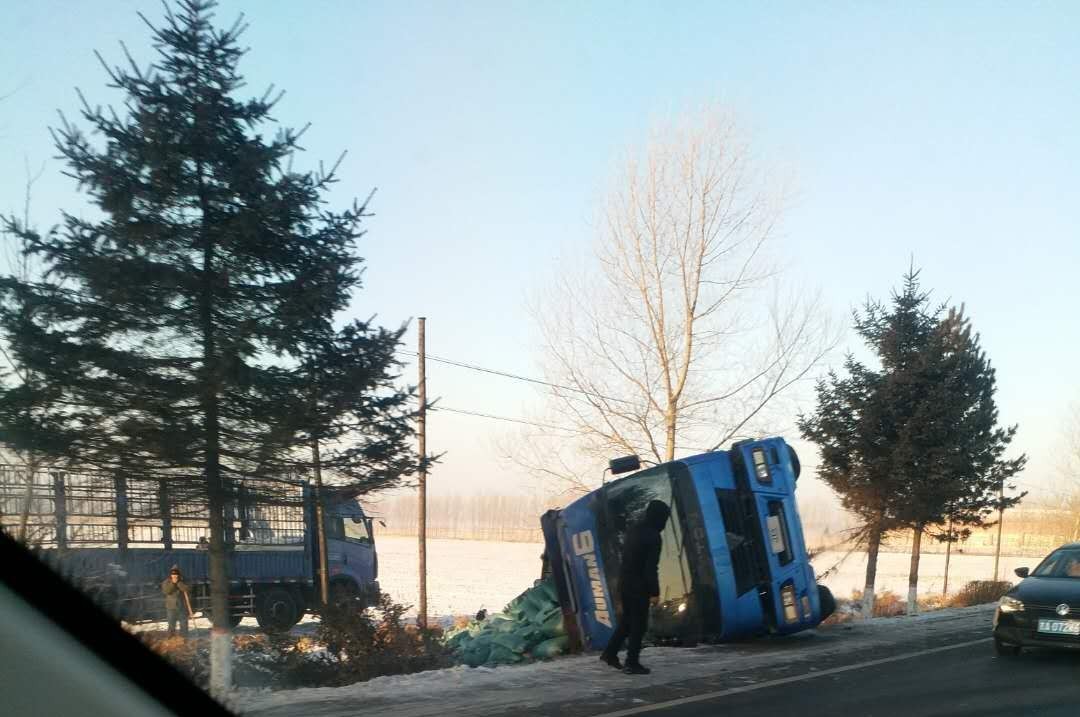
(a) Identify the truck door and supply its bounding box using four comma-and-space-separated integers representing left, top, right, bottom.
322, 511, 376, 599
338, 515, 377, 590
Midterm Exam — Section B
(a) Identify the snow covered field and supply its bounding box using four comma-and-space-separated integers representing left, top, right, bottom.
814, 549, 1032, 597
376, 536, 547, 618
373, 535, 1033, 618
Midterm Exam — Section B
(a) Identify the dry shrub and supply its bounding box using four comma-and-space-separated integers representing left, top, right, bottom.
946, 580, 1012, 608
137, 593, 455, 691
862, 590, 906, 617
831, 590, 946, 621
310, 593, 454, 687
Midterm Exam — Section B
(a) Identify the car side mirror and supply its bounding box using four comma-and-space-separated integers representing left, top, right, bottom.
1014, 567, 1029, 579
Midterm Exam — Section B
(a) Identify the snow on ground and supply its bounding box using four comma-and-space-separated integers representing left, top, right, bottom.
126, 537, 1025, 636
235, 604, 997, 717
376, 536, 546, 618
813, 550, 1031, 597
374, 535, 1028, 620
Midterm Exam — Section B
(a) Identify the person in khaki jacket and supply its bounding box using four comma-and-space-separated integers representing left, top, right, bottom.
161, 565, 193, 637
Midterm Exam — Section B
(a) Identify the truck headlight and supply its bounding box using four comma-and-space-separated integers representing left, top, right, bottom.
998, 595, 1024, 613
752, 448, 771, 482
781, 585, 799, 623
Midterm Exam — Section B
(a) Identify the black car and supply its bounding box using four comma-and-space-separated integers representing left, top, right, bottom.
993, 543, 1080, 656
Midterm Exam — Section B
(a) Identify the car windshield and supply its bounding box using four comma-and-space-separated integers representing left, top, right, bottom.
1032, 549, 1080, 578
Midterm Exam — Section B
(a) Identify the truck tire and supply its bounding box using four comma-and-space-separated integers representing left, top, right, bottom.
788, 445, 801, 480
256, 588, 299, 633
330, 580, 361, 610
204, 609, 243, 629
817, 585, 836, 620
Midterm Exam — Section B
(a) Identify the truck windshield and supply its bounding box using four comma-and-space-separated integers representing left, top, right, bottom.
593, 466, 692, 611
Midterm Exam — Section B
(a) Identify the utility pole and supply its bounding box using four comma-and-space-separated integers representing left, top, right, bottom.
993, 481, 1005, 581
312, 437, 330, 606
943, 518, 953, 597
417, 317, 428, 628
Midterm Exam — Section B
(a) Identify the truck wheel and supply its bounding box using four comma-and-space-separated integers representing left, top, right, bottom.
204, 608, 243, 629
788, 446, 801, 480
817, 585, 836, 620
256, 588, 299, 633
330, 581, 361, 610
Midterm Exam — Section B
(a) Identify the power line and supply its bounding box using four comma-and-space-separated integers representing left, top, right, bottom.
432, 406, 582, 434
432, 405, 708, 453
397, 350, 636, 407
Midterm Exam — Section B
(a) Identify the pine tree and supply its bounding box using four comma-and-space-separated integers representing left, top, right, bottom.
0, 0, 417, 690
884, 305, 1026, 610
800, 269, 1026, 614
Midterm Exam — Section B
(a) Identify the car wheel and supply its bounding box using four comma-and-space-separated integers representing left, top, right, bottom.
994, 637, 1021, 656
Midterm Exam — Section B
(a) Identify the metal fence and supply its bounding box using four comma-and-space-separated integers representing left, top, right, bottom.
0, 465, 306, 549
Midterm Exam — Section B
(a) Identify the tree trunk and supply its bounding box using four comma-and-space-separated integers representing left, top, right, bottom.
204, 366, 232, 695
664, 406, 676, 462
907, 526, 923, 615
862, 521, 883, 615
312, 438, 329, 606
17, 455, 40, 543
18, 472, 32, 543
942, 519, 953, 598
198, 158, 231, 696
943, 540, 952, 598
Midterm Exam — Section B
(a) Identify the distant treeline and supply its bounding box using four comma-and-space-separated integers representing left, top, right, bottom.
368, 493, 556, 543
367, 492, 1080, 557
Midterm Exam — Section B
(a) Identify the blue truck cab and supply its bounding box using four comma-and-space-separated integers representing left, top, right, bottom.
541, 437, 834, 649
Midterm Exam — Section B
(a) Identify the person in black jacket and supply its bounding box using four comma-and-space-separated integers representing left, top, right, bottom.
600, 499, 670, 675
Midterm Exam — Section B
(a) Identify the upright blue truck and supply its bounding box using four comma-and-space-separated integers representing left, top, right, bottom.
541, 437, 835, 649
0, 467, 380, 632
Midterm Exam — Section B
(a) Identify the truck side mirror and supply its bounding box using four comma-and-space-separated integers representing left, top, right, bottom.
351, 516, 363, 524
1014, 567, 1029, 578
609, 455, 641, 475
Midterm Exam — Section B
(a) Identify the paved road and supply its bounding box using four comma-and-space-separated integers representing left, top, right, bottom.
592, 640, 1080, 717
247, 606, 1080, 717
509, 609, 1080, 717
698, 639, 1076, 716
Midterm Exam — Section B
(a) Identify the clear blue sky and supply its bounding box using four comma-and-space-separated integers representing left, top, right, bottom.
2, 1, 1077, 503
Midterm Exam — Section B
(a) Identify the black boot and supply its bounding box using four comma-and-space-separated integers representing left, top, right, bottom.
600, 652, 623, 670
623, 662, 651, 675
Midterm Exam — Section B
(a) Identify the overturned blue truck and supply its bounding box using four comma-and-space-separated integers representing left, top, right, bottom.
542, 436, 836, 650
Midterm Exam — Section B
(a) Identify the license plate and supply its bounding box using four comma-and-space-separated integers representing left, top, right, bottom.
1037, 619, 1080, 635
766, 515, 786, 554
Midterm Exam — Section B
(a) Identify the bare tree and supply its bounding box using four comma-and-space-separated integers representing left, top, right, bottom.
1058, 400, 1080, 541
511, 108, 837, 493
1063, 400, 1080, 484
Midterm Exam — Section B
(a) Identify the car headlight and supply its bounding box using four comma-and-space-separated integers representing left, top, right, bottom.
999, 595, 1024, 613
